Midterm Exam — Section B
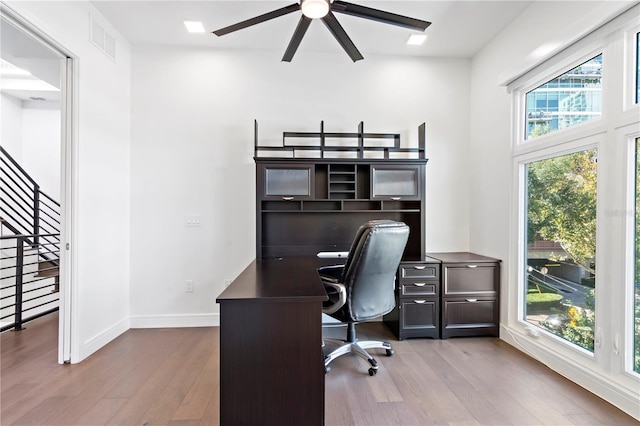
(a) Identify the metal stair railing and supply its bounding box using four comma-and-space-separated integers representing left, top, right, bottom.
1, 234, 60, 331
0, 145, 60, 331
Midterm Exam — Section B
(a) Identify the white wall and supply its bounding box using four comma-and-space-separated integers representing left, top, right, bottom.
1, 94, 60, 198
5, 0, 132, 362
129, 47, 470, 325
21, 104, 60, 198
1, 93, 22, 160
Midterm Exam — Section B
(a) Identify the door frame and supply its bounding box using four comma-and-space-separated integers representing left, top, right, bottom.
0, 4, 76, 364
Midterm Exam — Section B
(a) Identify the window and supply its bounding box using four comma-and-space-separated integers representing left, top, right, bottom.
526, 55, 603, 140
509, 5, 640, 415
525, 149, 597, 351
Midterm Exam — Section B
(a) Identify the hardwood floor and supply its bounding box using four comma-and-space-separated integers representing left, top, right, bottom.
1, 314, 636, 425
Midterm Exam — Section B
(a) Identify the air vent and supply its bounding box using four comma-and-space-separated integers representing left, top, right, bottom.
90, 15, 116, 62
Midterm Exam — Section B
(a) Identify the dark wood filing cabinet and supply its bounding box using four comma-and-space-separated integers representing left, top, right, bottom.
386, 252, 500, 339
384, 256, 441, 339
430, 252, 500, 339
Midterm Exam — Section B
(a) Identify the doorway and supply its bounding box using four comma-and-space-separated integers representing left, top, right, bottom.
0, 6, 74, 363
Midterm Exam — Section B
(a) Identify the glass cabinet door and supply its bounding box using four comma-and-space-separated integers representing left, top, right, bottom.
261, 164, 315, 199
371, 165, 421, 200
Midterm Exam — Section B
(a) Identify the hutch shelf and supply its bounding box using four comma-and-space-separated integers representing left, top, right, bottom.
254, 121, 428, 260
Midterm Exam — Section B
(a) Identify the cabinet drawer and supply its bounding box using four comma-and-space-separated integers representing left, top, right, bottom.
400, 298, 439, 333
400, 263, 439, 280
401, 282, 437, 296
383, 297, 439, 339
442, 263, 498, 296
441, 298, 498, 338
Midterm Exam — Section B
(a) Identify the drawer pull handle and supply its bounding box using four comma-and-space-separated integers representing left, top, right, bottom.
414, 300, 426, 304
466, 298, 478, 302
413, 266, 426, 270
414, 283, 426, 287
390, 197, 401, 201
466, 264, 478, 268
282, 196, 294, 201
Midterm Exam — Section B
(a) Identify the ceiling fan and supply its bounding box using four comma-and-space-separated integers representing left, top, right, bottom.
212, 0, 431, 62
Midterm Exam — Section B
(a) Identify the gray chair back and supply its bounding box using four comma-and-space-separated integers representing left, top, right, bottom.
339, 220, 409, 322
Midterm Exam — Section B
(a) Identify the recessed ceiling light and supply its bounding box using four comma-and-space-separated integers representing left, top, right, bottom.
184, 21, 205, 33
406, 34, 427, 46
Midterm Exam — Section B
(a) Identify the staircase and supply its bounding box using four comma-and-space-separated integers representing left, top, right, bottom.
1, 145, 61, 332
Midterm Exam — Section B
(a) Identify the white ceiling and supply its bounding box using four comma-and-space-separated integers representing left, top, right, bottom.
0, 1, 534, 105
91, 1, 534, 59
0, 14, 62, 103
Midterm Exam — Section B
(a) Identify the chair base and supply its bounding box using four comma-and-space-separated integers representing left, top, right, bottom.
322, 337, 394, 376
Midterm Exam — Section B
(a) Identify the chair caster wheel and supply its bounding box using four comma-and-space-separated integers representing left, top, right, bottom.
386, 348, 394, 356
368, 367, 377, 376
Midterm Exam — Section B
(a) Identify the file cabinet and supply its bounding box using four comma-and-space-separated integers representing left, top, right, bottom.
385, 252, 500, 339
430, 252, 500, 339
384, 256, 441, 339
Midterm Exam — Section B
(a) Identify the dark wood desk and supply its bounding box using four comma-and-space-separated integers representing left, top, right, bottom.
216, 256, 333, 425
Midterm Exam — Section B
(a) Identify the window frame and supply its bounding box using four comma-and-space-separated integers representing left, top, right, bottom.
512, 45, 607, 152
623, 126, 640, 378
514, 135, 601, 363
623, 22, 640, 110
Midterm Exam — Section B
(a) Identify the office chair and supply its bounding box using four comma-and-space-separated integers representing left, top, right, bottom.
319, 220, 409, 376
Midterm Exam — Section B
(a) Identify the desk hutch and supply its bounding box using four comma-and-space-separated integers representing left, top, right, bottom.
255, 120, 428, 260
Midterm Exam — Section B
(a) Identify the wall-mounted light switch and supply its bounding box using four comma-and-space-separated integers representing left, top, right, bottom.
185, 280, 194, 293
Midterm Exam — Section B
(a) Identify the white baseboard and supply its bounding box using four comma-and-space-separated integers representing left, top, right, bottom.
129, 313, 220, 328
500, 324, 640, 421
76, 316, 129, 363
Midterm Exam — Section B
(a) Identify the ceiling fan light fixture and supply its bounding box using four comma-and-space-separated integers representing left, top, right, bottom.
301, 0, 330, 19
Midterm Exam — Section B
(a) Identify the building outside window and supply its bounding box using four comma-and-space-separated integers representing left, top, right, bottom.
526, 55, 602, 140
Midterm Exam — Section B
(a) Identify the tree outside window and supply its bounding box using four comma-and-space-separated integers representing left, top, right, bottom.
525, 149, 597, 351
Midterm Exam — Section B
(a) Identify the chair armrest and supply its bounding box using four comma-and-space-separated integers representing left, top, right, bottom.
318, 264, 344, 282
321, 281, 346, 315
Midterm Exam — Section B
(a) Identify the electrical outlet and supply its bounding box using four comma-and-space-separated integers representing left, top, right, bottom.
185, 214, 203, 227
224, 279, 232, 288
185, 280, 194, 293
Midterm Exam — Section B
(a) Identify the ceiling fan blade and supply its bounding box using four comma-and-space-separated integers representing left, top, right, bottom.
331, 0, 431, 32
282, 15, 312, 62
213, 3, 300, 36
321, 12, 363, 62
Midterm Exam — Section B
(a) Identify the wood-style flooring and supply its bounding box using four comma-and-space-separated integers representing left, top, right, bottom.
1, 314, 636, 425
